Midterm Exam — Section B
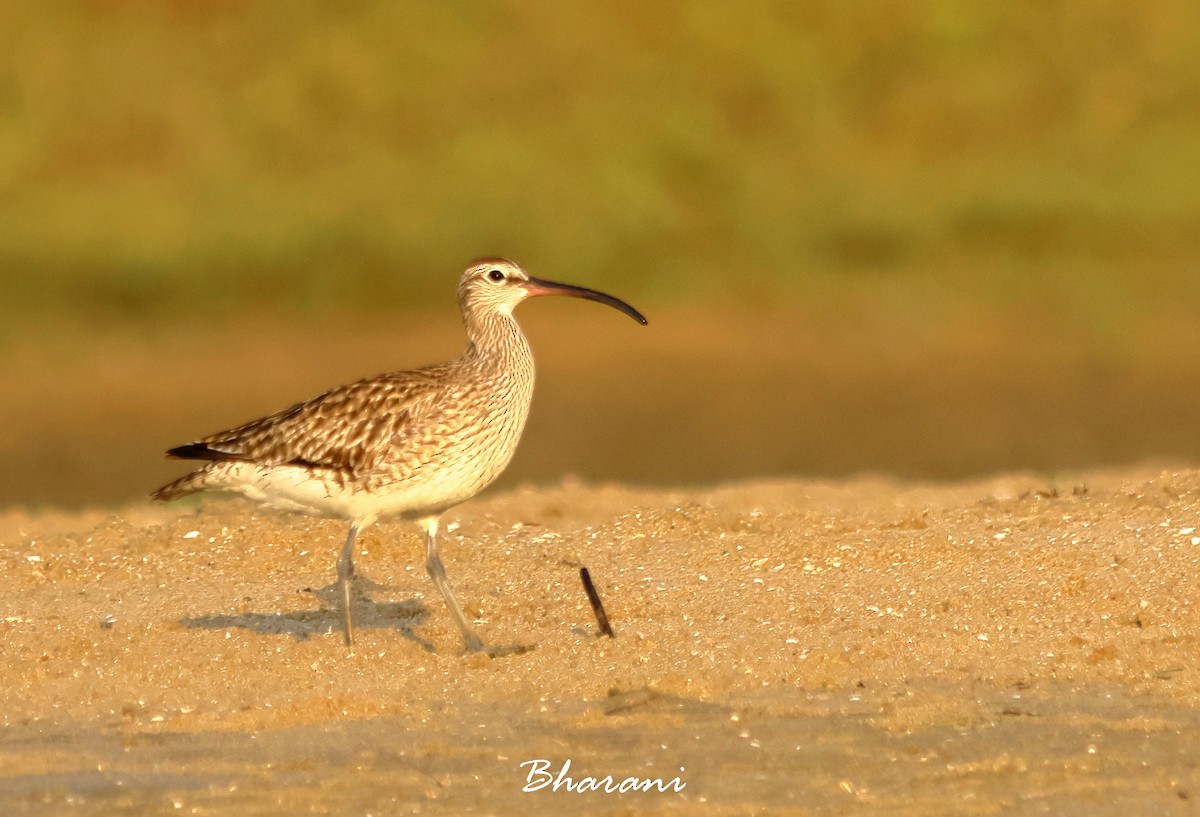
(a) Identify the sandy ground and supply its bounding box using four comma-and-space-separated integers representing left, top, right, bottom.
1, 466, 1198, 815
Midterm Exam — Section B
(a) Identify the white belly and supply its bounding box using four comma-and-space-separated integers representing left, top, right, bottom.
219, 434, 520, 524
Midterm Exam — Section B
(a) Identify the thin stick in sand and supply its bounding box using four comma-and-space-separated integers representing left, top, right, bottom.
580, 567, 615, 638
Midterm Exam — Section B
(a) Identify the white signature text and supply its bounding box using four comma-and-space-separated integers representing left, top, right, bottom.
520, 759, 687, 794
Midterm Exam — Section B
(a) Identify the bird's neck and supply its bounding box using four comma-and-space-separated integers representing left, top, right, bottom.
462, 309, 533, 372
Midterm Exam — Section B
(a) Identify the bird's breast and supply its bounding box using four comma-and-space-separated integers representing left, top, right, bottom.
365, 364, 535, 514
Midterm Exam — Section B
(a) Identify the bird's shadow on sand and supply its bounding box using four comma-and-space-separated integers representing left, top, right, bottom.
179, 576, 436, 651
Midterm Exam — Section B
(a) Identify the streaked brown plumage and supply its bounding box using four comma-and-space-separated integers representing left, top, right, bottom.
153, 258, 646, 652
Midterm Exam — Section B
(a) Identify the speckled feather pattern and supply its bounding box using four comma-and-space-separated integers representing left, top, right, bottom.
153, 271, 538, 523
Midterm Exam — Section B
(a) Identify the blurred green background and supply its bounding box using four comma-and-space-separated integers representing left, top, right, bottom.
3, 0, 1200, 506
6, 0, 1200, 324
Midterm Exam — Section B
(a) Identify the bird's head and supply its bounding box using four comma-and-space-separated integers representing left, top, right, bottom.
456, 258, 647, 325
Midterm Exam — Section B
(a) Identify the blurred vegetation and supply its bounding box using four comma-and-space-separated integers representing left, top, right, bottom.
1, 0, 1199, 330
4, 1, 1200, 504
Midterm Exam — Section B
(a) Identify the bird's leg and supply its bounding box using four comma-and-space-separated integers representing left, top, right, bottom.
337, 522, 362, 647
418, 516, 486, 652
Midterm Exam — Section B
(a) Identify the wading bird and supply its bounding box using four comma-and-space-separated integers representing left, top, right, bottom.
153, 258, 646, 652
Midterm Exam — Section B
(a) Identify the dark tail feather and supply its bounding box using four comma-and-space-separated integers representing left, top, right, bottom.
166, 442, 245, 462
155, 441, 243, 500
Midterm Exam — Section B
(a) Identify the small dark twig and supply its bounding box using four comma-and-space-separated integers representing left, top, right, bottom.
580, 567, 615, 638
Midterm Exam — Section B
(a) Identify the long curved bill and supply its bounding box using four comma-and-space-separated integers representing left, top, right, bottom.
523, 277, 648, 325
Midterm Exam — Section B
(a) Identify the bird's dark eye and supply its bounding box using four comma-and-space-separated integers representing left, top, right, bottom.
488, 269, 505, 282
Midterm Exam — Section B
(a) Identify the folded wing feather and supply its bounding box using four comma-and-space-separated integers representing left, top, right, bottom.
167, 372, 439, 475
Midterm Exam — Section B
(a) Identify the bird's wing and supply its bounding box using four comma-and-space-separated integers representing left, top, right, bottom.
168, 371, 444, 475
